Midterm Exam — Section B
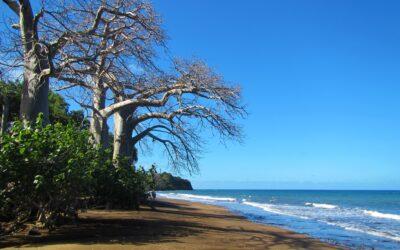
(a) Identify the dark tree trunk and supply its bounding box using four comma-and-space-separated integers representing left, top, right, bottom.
1, 94, 10, 135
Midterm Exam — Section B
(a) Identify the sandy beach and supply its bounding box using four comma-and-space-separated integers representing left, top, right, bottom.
0, 198, 340, 249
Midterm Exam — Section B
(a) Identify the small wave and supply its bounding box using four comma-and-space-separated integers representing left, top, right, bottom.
344, 227, 400, 242
243, 201, 308, 219
363, 210, 400, 221
305, 202, 337, 209
178, 194, 237, 202
325, 221, 400, 242
157, 193, 236, 202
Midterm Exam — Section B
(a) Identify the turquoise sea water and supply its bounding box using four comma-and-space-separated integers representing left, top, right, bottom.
158, 190, 400, 249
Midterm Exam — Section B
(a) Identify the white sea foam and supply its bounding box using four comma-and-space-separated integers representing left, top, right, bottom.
325, 221, 400, 242
305, 202, 337, 209
157, 192, 236, 202
243, 201, 309, 219
363, 210, 400, 221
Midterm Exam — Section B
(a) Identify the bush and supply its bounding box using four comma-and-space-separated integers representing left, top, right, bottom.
0, 115, 154, 231
0, 115, 98, 229
90, 155, 152, 209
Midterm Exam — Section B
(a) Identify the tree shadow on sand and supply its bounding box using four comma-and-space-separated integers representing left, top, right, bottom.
0, 200, 339, 249
1, 214, 202, 248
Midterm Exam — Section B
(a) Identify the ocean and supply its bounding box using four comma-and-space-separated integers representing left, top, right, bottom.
157, 190, 400, 249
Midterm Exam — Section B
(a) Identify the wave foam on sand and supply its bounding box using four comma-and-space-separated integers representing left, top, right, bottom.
324, 221, 400, 242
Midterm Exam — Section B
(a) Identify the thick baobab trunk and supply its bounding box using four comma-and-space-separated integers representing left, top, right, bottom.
1, 95, 10, 135
113, 107, 137, 166
18, 0, 50, 124
20, 65, 49, 123
90, 114, 109, 147
90, 87, 109, 147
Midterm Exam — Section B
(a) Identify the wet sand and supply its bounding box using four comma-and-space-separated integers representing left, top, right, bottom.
1, 198, 340, 249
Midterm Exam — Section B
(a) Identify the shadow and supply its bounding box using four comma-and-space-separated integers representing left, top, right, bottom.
0, 217, 203, 248
145, 199, 199, 211
0, 199, 341, 249
146, 199, 247, 220
153, 207, 245, 220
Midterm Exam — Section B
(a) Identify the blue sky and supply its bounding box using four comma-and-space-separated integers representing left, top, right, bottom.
139, 0, 400, 189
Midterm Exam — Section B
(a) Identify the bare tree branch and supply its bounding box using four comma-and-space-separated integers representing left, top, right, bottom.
3, 0, 19, 16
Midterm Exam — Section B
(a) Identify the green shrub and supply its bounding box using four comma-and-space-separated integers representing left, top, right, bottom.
0, 115, 97, 228
0, 115, 154, 231
90, 156, 152, 209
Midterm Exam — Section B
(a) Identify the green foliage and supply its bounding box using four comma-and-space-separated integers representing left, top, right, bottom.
0, 81, 21, 122
0, 114, 97, 228
0, 115, 155, 230
0, 81, 87, 127
90, 155, 151, 209
48, 91, 69, 124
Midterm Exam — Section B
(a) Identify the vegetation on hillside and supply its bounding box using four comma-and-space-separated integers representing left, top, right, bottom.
154, 172, 193, 191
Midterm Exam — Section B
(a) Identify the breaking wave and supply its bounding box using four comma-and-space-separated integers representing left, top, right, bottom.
325, 221, 400, 242
363, 210, 400, 221
305, 202, 337, 209
157, 192, 236, 202
242, 201, 309, 219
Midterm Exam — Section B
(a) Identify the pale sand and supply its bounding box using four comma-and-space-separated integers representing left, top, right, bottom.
1, 198, 341, 249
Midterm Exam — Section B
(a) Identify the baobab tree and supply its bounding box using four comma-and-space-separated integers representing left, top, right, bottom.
110, 59, 246, 171
1, 0, 162, 126
1, 0, 53, 123
43, 1, 246, 170
46, 0, 164, 146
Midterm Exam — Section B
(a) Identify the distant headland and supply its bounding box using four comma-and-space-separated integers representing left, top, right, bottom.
154, 172, 193, 191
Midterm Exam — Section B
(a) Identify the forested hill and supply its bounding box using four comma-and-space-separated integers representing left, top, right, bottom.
154, 172, 193, 191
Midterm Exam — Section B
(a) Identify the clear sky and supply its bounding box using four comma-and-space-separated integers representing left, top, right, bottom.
137, 0, 400, 190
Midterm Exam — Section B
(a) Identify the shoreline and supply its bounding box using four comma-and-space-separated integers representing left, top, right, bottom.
1, 198, 340, 249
